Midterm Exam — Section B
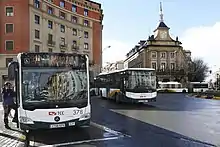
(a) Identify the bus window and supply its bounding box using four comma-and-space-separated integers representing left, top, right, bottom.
171, 84, 175, 88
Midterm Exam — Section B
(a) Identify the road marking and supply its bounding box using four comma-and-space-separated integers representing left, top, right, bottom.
91, 122, 131, 137
18, 121, 131, 146
39, 136, 120, 147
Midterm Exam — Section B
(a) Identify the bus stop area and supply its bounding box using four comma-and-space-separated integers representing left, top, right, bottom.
0, 104, 24, 147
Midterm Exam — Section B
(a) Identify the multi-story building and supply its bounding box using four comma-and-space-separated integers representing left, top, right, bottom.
124, 3, 191, 85
0, 0, 103, 86
101, 60, 124, 73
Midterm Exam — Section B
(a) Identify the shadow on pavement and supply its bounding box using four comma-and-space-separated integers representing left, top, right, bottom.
28, 124, 122, 146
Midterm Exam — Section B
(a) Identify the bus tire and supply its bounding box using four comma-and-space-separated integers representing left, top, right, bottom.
115, 93, 120, 103
182, 89, 186, 93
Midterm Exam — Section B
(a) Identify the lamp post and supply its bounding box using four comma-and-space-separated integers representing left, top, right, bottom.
100, 45, 111, 73
216, 73, 219, 91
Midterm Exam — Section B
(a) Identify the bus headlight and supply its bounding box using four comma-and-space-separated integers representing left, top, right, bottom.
19, 116, 34, 124
79, 113, 90, 120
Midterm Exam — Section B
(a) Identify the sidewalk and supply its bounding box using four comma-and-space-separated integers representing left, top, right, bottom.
0, 103, 25, 147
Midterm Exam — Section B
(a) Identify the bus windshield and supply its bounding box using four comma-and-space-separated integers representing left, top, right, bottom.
22, 68, 87, 104
125, 70, 156, 92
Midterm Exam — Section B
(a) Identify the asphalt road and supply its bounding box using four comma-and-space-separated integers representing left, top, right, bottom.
1, 93, 220, 147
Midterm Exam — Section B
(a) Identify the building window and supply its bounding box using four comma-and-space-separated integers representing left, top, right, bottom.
35, 45, 40, 52
60, 37, 65, 45
34, 0, 40, 8
73, 28, 77, 36
71, 16, 77, 23
60, 0, 65, 7
48, 20, 53, 29
47, 6, 53, 14
35, 15, 40, 24
6, 58, 13, 67
170, 63, 175, 70
160, 63, 166, 71
60, 25, 65, 33
60, 11, 65, 19
84, 43, 89, 50
48, 48, 53, 52
6, 7, 14, 16
84, 9, 88, 16
5, 41, 14, 51
35, 29, 40, 39
72, 40, 77, 48
48, 34, 53, 41
170, 52, 175, 58
151, 62, 157, 69
151, 51, 157, 58
84, 31, 88, 38
5, 24, 13, 33
84, 20, 89, 26
161, 52, 166, 58
72, 5, 77, 12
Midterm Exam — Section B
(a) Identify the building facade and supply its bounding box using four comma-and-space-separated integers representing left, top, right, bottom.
124, 3, 191, 85
0, 0, 103, 86
101, 60, 124, 73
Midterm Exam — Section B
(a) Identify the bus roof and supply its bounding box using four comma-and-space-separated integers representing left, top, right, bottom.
99, 68, 155, 76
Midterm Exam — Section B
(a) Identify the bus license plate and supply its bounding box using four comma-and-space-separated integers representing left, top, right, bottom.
50, 123, 65, 128
139, 100, 148, 102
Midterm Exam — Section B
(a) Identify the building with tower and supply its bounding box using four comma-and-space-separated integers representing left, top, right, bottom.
124, 2, 191, 85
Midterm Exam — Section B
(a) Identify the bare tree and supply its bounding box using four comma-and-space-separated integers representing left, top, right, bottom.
188, 58, 209, 82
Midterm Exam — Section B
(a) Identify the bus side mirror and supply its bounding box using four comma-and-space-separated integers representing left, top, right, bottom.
8, 61, 18, 80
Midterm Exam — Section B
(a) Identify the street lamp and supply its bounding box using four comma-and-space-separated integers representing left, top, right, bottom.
100, 45, 111, 72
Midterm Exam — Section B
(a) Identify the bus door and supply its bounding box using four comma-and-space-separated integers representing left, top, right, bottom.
8, 61, 20, 128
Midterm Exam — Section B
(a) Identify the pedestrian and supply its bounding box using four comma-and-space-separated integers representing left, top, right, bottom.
1, 82, 18, 129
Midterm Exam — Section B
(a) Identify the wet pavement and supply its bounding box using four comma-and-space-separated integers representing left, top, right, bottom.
0, 93, 220, 147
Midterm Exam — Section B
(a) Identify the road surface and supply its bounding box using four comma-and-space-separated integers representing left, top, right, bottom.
0, 93, 219, 147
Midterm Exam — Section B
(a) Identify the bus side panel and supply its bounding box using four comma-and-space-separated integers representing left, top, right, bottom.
100, 88, 107, 97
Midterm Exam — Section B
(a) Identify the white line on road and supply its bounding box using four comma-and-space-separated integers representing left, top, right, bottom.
37, 136, 120, 147
91, 122, 131, 138
27, 122, 131, 147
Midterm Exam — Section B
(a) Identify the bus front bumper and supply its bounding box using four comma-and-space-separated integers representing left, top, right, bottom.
19, 118, 90, 131
125, 97, 156, 103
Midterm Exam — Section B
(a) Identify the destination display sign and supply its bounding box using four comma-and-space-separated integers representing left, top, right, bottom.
20, 53, 86, 68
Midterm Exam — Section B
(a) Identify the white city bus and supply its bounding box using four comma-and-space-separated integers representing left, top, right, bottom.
157, 81, 188, 93
95, 68, 157, 103
188, 82, 209, 92
8, 53, 91, 132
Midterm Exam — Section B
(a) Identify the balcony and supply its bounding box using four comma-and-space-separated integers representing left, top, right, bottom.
47, 40, 55, 47
59, 44, 67, 51
71, 45, 79, 50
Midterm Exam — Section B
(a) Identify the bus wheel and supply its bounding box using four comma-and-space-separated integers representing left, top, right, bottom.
182, 89, 186, 93
115, 93, 120, 103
